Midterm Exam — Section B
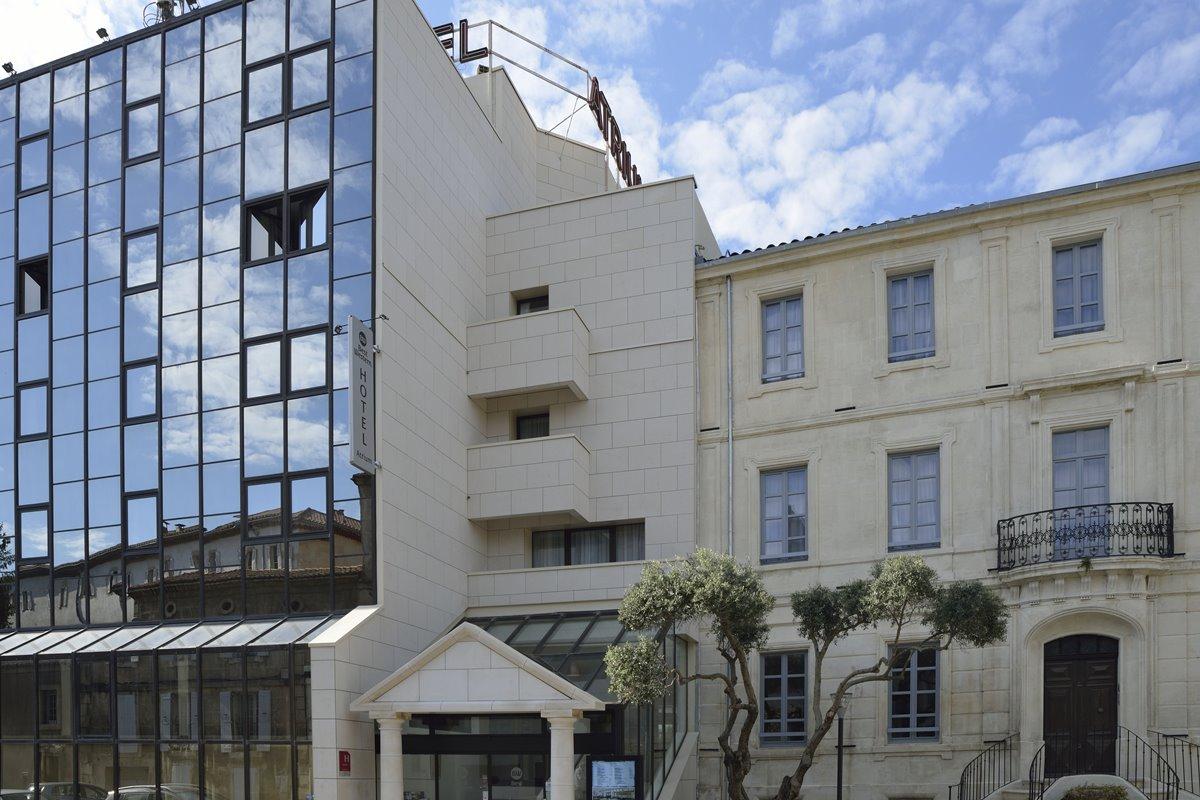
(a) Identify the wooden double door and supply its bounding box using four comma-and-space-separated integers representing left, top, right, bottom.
1043, 634, 1119, 776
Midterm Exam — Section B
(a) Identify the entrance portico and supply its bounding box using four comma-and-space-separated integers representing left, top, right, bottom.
351, 622, 606, 800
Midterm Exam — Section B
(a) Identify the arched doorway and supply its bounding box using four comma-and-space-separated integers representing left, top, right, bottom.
1043, 634, 1118, 777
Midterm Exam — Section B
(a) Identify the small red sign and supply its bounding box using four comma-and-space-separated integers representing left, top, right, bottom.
339, 750, 352, 774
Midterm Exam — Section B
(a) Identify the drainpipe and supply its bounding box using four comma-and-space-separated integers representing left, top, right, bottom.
725, 274, 734, 556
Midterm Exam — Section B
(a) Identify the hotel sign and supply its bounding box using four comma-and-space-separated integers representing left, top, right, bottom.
349, 315, 377, 474
588, 77, 643, 187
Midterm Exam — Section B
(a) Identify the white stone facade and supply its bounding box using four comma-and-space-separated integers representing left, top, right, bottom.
693, 166, 1200, 800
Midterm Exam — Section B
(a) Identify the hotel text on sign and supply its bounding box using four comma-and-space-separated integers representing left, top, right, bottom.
349, 315, 377, 474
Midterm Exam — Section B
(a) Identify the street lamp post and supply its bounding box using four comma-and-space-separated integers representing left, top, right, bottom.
835, 697, 850, 800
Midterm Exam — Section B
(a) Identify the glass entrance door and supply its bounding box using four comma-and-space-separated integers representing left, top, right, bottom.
487, 754, 547, 800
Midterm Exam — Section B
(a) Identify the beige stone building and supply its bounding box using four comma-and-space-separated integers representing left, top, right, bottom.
692, 163, 1200, 800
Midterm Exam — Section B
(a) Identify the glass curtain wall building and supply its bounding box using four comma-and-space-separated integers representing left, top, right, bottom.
0, 0, 376, 796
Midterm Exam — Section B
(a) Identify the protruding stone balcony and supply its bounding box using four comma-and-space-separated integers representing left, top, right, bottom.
466, 434, 592, 522
996, 502, 1175, 572
467, 308, 590, 400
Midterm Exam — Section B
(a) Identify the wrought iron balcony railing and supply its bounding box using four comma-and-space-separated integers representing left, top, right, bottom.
997, 502, 1174, 571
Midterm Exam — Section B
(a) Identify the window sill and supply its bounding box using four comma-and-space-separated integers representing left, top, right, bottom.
757, 738, 808, 749
749, 372, 817, 398
874, 351, 947, 378
887, 542, 940, 553
1039, 324, 1123, 353
759, 555, 808, 567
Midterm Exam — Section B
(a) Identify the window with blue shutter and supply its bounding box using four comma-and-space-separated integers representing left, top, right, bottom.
761, 295, 803, 382
888, 270, 934, 362
761, 467, 807, 561
888, 450, 940, 550
1052, 240, 1103, 336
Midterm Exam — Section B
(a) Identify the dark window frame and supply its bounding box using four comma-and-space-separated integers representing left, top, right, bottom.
123, 97, 162, 163
16, 132, 51, 195
121, 360, 160, 423
531, 522, 645, 568
242, 42, 332, 131
760, 650, 806, 745
515, 294, 549, 315
241, 183, 329, 267
122, 227, 161, 292
888, 646, 939, 742
15, 381, 50, 440
514, 411, 549, 440
17, 255, 51, 316
760, 293, 804, 383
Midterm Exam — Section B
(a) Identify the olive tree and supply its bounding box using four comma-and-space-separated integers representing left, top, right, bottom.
604, 549, 1006, 800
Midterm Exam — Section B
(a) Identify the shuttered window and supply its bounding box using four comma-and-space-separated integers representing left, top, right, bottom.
761, 295, 804, 382
888, 450, 940, 550
888, 270, 934, 362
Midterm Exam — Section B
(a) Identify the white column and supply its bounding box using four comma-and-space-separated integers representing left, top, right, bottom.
377, 713, 408, 800
542, 711, 580, 800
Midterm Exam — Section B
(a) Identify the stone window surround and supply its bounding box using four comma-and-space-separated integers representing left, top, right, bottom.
743, 446, 822, 568
871, 631, 954, 754
1032, 406, 1126, 510
744, 275, 818, 398
871, 430, 955, 555
871, 247, 949, 377
757, 648, 808, 747
1036, 216, 1123, 353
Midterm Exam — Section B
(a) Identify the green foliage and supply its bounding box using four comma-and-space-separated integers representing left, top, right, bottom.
791, 580, 871, 647
924, 580, 1008, 648
605, 637, 675, 706
1063, 786, 1128, 800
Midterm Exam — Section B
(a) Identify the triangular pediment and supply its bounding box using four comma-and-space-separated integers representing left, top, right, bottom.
351, 622, 606, 716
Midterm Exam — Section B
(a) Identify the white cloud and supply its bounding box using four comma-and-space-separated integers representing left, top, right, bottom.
993, 110, 1176, 194
984, 0, 1082, 76
1110, 33, 1200, 99
0, 0, 142, 73
670, 66, 988, 247
771, 0, 894, 58
1021, 116, 1081, 147
552, 0, 692, 56
814, 33, 895, 87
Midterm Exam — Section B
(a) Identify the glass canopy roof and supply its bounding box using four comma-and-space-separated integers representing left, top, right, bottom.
467, 610, 652, 703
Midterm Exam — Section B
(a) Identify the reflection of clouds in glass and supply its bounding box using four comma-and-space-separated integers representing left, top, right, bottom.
287, 111, 329, 188
332, 218, 370, 278
333, 274, 371, 323
291, 49, 327, 109
205, 7, 243, 50
124, 290, 159, 362
288, 396, 329, 471
162, 415, 199, 467
244, 122, 284, 199
202, 302, 240, 359
163, 260, 199, 315
88, 229, 120, 281
20, 510, 48, 557
54, 530, 85, 564
334, 53, 372, 115
19, 73, 51, 135
128, 365, 158, 415
202, 251, 239, 306
203, 93, 241, 152
333, 164, 371, 224
334, 0, 373, 60
126, 232, 157, 286
167, 19, 201, 63
289, 333, 325, 392
88, 49, 122, 89
163, 208, 199, 265
244, 263, 283, 337
88, 132, 121, 185
53, 142, 85, 195
332, 390, 348, 445
127, 496, 159, 545
55, 62, 86, 101
162, 362, 199, 416
162, 312, 199, 367
165, 56, 200, 114
246, 341, 280, 397
202, 197, 239, 255
128, 103, 159, 159
53, 95, 85, 147
244, 402, 284, 476
247, 64, 283, 125
126, 34, 162, 103
164, 159, 199, 215
332, 332, 349, 390
202, 407, 240, 462
201, 354, 239, 410
287, 253, 329, 328
52, 191, 84, 244
204, 145, 240, 203
87, 526, 120, 557
290, 0, 330, 49
165, 107, 200, 164
246, 0, 287, 62
125, 159, 161, 229
334, 109, 372, 169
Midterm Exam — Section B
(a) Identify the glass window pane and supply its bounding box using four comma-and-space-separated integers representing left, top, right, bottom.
334, 0, 374, 60
288, 110, 330, 188
125, 159, 161, 230
165, 54, 201, 115
332, 217, 371, 277
20, 137, 48, 190
288, 251, 329, 328
247, 340, 282, 398
204, 144, 241, 203
163, 259, 199, 314
126, 230, 158, 287
126, 34, 162, 103
205, 41, 244, 102
288, 395, 328, 471
289, 331, 326, 392
88, 181, 121, 234
206, 5, 243, 50
124, 423, 160, 492
246, 649, 291, 738
163, 312, 200, 367
201, 649, 244, 738
334, 108, 371, 168
203, 302, 241, 359
203, 93, 241, 152
18, 191, 49, 258
164, 207, 199, 265
246, 0, 287, 62
291, 0, 332, 49
244, 122, 285, 199
19, 73, 51, 137
165, 106, 200, 164
244, 402, 284, 476
333, 163, 371, 223
203, 198, 241, 255
88, 83, 122, 137
53, 141, 84, 195
54, 62, 85, 101
292, 49, 328, 110
248, 62, 284, 124
124, 289, 160, 362
126, 363, 158, 418
244, 261, 284, 337
335, 53, 372, 114
18, 385, 46, 436
128, 102, 160, 159
53, 95, 86, 149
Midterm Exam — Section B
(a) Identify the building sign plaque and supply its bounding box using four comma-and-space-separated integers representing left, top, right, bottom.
588, 757, 640, 800
349, 315, 377, 474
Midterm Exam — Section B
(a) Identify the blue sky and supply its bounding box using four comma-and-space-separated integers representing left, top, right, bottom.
5, 0, 1199, 251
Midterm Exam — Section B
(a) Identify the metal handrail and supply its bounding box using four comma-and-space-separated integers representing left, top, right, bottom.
948, 734, 1017, 800
1028, 727, 1180, 800
997, 502, 1174, 571
1150, 731, 1200, 797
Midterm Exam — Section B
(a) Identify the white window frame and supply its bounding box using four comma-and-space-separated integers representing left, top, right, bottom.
744, 276, 817, 398
872, 248, 949, 376
1037, 217, 1122, 352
